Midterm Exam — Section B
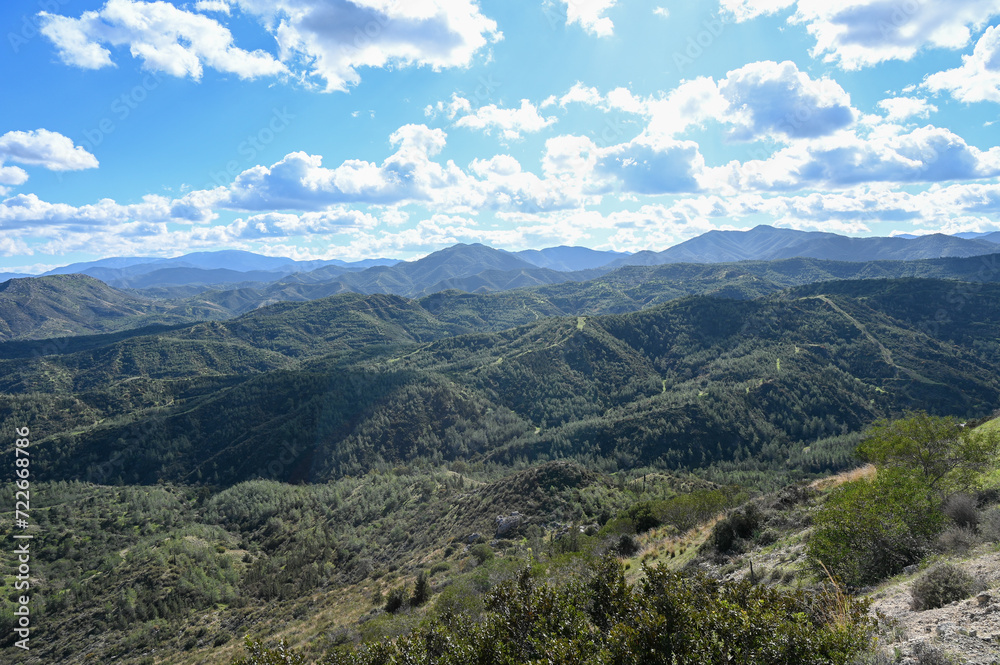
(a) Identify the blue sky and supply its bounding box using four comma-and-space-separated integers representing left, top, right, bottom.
2, 0, 1000, 271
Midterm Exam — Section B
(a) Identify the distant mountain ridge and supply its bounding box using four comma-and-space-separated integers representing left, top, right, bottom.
7, 226, 998, 293
609, 225, 1000, 267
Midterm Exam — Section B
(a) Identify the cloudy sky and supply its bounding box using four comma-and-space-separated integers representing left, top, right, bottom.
2, 0, 1000, 270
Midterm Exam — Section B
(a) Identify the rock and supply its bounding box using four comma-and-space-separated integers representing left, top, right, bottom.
977, 592, 992, 606
904, 564, 919, 575
936, 622, 955, 636
495, 512, 523, 537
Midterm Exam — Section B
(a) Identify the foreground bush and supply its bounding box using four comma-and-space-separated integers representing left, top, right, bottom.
233, 558, 876, 665
911, 564, 977, 611
808, 468, 945, 587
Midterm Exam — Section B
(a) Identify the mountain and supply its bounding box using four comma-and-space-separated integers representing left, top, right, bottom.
515, 246, 629, 271
5, 274, 1000, 664
41, 249, 401, 290
0, 274, 185, 341
271, 243, 549, 297
953, 231, 1000, 242
6, 251, 1000, 343
609, 225, 1000, 266
90, 266, 294, 289
9, 276, 1000, 488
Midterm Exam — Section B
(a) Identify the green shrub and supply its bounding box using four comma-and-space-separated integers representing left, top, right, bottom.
231, 637, 307, 665
808, 469, 945, 587
383, 586, 406, 614
469, 543, 494, 565
613, 534, 639, 557
910, 564, 977, 611
708, 503, 763, 554
302, 558, 877, 665
410, 571, 431, 607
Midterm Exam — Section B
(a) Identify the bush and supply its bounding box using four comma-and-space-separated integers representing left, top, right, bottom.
911, 641, 959, 665
411, 571, 431, 607
383, 586, 407, 614
708, 503, 763, 554
469, 543, 494, 565
808, 469, 945, 587
910, 564, 977, 611
942, 494, 978, 530
935, 526, 979, 554
306, 558, 878, 665
612, 534, 639, 557
980, 506, 1000, 542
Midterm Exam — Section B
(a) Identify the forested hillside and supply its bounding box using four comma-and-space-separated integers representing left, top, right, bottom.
3, 274, 1000, 664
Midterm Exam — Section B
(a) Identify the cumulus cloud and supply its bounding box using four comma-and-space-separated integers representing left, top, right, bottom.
710, 125, 1000, 191
557, 61, 856, 143
877, 96, 938, 121
553, 0, 618, 37
718, 60, 856, 140
719, 0, 795, 21
0, 129, 99, 172
596, 137, 705, 194
924, 25, 1000, 103
722, 0, 1000, 70
253, 0, 500, 91
40, 0, 287, 80
39, 0, 499, 91
216, 133, 445, 210
450, 99, 557, 140
229, 209, 378, 238
194, 0, 230, 13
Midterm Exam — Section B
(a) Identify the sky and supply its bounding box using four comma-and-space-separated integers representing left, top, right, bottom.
1, 0, 1000, 271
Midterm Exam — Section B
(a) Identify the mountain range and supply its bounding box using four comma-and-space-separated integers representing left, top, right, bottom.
3, 225, 999, 290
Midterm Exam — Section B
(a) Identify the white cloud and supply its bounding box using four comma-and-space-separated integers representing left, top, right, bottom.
717, 60, 856, 140
596, 137, 705, 194
451, 99, 557, 140
555, 0, 618, 37
557, 82, 603, 107
0, 167, 29, 196
39, 0, 499, 92
924, 25, 1000, 103
719, 0, 795, 22
39, 0, 287, 80
877, 96, 938, 121
229, 208, 378, 239
257, 0, 500, 92
653, 7, 670, 18
194, 0, 230, 13
723, 0, 1000, 70
560, 61, 856, 143
0, 129, 100, 172
710, 124, 1000, 191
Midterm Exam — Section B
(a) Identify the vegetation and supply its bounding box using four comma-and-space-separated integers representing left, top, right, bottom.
3, 269, 1000, 663
910, 564, 978, 611
237, 559, 877, 665
808, 413, 1000, 587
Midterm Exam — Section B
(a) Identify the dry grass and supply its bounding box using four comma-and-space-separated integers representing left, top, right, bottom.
809, 464, 876, 491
